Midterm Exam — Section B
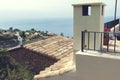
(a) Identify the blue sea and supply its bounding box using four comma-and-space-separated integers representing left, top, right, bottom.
0, 16, 118, 37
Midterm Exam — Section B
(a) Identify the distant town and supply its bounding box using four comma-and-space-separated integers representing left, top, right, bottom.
0, 27, 58, 49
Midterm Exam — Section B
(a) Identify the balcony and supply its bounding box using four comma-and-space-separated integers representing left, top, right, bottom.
81, 19, 120, 54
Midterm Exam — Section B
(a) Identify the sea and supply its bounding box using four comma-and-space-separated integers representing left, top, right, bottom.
0, 16, 118, 37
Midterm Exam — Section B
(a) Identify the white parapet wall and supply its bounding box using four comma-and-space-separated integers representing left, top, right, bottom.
76, 51, 120, 80
37, 51, 120, 80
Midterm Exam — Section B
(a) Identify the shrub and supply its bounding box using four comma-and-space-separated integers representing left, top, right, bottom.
0, 49, 34, 80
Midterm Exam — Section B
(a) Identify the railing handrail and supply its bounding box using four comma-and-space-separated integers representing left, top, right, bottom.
81, 31, 119, 53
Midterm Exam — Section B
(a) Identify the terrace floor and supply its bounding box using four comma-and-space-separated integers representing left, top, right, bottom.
103, 39, 120, 53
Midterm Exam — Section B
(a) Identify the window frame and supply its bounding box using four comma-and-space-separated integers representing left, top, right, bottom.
82, 5, 91, 16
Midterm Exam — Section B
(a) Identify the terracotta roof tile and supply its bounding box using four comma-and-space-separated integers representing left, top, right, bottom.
24, 35, 73, 60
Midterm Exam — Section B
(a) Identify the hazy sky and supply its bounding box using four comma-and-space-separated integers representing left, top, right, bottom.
0, 0, 119, 21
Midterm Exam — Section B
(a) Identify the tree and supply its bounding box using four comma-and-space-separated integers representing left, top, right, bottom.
37, 30, 41, 33
0, 49, 34, 80
28, 28, 36, 34
44, 31, 48, 36
19, 31, 26, 39
9, 27, 13, 31
0, 31, 2, 34
67, 36, 69, 38
31, 28, 35, 31
60, 33, 64, 36
41, 31, 45, 35
14, 28, 20, 32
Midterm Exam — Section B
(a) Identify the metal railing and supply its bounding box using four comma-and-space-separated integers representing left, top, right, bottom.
104, 19, 119, 29
81, 31, 120, 53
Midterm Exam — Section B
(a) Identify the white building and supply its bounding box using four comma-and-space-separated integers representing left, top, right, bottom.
34, 1, 120, 80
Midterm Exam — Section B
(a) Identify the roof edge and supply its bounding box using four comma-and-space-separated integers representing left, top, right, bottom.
72, 2, 106, 6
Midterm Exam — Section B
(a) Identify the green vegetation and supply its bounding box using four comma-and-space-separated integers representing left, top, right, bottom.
19, 31, 26, 39
20, 28, 55, 44
0, 27, 56, 48
9, 27, 13, 32
0, 29, 6, 33
0, 40, 4, 43
27, 28, 36, 34
0, 49, 34, 80
0, 32, 17, 47
60, 33, 64, 36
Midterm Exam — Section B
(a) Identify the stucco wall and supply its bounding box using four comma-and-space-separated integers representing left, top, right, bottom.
39, 52, 120, 80
73, 4, 104, 51
76, 52, 120, 80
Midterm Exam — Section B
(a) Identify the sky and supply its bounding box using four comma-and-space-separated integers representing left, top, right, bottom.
0, 0, 120, 22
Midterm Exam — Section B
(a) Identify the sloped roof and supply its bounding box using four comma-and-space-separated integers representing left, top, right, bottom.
9, 35, 74, 79
9, 47, 57, 74
26, 36, 74, 79
24, 35, 73, 60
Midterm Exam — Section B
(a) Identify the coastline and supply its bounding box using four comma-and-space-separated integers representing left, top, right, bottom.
0, 16, 119, 37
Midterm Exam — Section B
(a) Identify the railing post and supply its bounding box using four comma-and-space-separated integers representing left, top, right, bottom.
81, 30, 119, 53
88, 32, 90, 50
114, 33, 117, 53
81, 31, 84, 52
119, 19, 120, 31
94, 32, 96, 50
100, 32, 103, 51
107, 33, 109, 52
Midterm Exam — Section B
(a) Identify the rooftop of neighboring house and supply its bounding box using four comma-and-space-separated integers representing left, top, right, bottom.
8, 35, 75, 79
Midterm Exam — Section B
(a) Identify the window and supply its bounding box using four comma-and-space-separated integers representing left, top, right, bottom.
82, 5, 91, 16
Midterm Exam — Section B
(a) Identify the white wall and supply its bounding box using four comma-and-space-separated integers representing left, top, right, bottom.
76, 52, 120, 80
73, 3, 105, 51
39, 52, 120, 80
